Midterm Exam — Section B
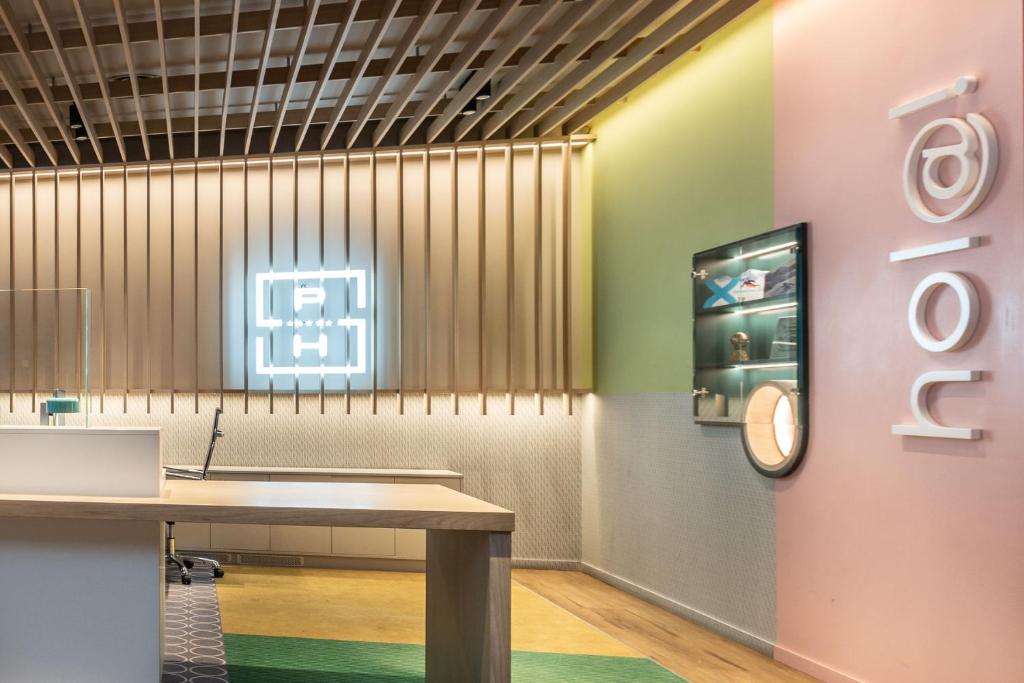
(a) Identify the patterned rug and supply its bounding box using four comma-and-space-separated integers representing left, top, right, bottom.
224, 635, 685, 682
163, 565, 686, 682
162, 565, 230, 683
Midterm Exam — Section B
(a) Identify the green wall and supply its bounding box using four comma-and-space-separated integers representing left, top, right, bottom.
590, 2, 774, 393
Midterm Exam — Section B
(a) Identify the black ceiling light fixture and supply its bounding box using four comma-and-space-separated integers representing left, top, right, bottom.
457, 70, 484, 116
68, 104, 87, 141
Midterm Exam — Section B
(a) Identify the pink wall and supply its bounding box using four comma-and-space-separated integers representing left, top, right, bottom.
773, 1, 1024, 681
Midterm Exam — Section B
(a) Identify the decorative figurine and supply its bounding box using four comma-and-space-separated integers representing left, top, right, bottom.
730, 332, 751, 362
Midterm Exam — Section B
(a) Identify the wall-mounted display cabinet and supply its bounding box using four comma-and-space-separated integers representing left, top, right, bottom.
691, 224, 808, 476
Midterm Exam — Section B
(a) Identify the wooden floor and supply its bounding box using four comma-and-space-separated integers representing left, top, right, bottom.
513, 569, 818, 683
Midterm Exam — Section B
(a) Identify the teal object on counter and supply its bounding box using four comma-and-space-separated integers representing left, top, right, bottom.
46, 397, 80, 414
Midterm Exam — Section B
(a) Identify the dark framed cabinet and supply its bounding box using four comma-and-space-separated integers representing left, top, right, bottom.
691, 223, 808, 477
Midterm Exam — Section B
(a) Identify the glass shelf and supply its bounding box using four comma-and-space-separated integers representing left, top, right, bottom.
693, 294, 796, 316
695, 415, 742, 426
696, 360, 798, 371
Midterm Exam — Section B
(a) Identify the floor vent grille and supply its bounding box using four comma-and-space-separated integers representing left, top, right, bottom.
193, 551, 233, 564
237, 553, 305, 567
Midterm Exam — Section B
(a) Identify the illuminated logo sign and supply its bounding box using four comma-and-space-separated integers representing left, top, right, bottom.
254, 270, 369, 376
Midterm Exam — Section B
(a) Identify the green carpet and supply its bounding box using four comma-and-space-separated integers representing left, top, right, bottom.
225, 634, 687, 682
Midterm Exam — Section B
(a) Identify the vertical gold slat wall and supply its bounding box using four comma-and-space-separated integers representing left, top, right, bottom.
0, 144, 590, 415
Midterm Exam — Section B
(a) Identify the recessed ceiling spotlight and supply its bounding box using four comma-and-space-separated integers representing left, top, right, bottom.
475, 81, 492, 101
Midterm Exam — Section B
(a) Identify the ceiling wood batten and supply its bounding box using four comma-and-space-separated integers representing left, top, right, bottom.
0, 0, 757, 166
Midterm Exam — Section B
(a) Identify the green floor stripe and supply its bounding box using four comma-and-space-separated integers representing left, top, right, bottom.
224, 634, 688, 683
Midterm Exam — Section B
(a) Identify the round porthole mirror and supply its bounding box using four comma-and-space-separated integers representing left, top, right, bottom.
741, 380, 805, 477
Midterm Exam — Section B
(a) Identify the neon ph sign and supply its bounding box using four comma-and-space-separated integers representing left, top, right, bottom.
254, 270, 369, 376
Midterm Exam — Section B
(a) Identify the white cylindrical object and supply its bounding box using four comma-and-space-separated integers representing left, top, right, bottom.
742, 380, 802, 474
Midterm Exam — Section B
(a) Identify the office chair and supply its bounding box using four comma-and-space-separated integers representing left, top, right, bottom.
164, 407, 226, 586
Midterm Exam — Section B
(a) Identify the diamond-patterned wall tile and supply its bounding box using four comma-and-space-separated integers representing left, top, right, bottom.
581, 393, 775, 646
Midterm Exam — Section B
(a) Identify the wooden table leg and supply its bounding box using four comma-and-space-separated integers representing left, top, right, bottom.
426, 529, 511, 683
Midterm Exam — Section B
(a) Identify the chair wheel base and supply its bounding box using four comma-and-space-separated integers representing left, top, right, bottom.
181, 575, 192, 586
213, 567, 225, 578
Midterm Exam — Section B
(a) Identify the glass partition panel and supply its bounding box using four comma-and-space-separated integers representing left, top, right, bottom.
0, 288, 90, 426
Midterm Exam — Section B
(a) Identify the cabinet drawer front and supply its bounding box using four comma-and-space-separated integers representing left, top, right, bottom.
268, 474, 328, 482
210, 473, 271, 481
266, 475, 396, 483
332, 476, 395, 484
211, 523, 271, 551
394, 529, 426, 560
331, 527, 396, 557
394, 477, 462, 491
173, 522, 211, 551
270, 526, 332, 555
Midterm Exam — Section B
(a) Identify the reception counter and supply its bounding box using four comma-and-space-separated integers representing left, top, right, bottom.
0, 426, 165, 682
0, 427, 515, 683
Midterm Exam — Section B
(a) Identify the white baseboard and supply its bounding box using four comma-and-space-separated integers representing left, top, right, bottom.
581, 562, 774, 655
773, 646, 863, 683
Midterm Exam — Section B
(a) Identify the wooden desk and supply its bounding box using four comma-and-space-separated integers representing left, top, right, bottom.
160, 468, 466, 563
0, 480, 515, 683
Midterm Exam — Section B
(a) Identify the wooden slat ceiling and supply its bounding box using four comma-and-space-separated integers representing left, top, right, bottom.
0, 0, 756, 167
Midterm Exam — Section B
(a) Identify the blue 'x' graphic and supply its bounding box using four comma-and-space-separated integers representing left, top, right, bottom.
703, 276, 740, 308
